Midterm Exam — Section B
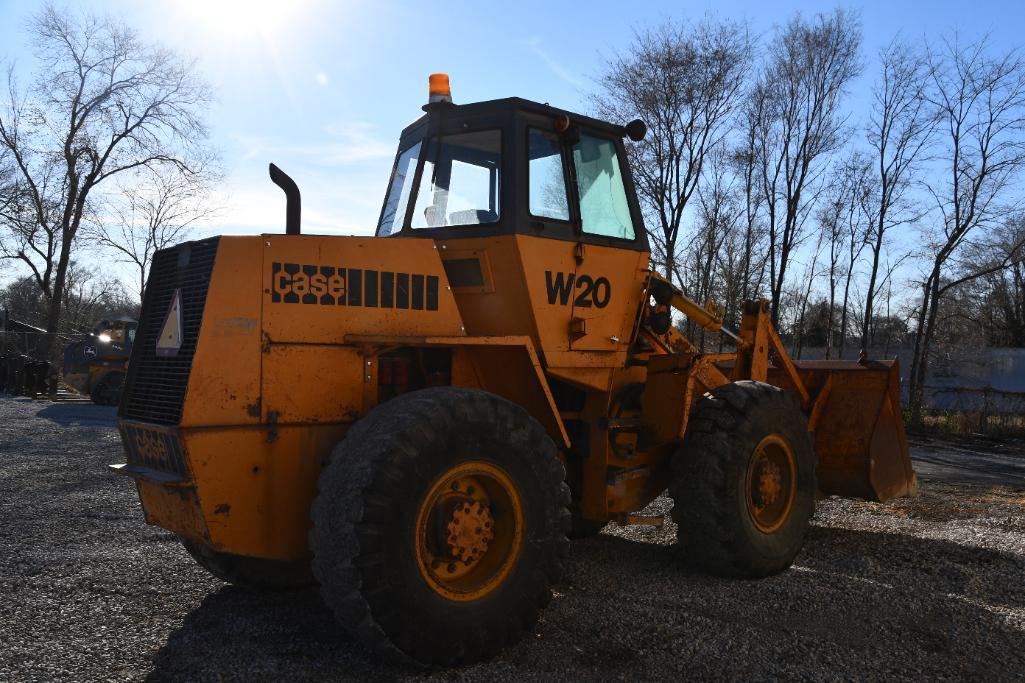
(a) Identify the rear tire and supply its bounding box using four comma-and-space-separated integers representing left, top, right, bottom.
309, 387, 570, 666
181, 539, 314, 589
670, 381, 816, 577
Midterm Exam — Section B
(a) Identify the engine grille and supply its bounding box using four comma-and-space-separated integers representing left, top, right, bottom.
120, 238, 220, 424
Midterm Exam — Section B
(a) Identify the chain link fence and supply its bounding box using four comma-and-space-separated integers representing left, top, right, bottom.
912, 384, 1025, 436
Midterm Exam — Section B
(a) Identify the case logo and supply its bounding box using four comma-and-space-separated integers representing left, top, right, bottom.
271, 262, 439, 311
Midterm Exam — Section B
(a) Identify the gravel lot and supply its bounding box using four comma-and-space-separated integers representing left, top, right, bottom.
2, 395, 1024, 681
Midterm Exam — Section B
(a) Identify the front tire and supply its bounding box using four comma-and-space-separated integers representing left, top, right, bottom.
90, 371, 124, 406
310, 387, 570, 666
670, 381, 816, 577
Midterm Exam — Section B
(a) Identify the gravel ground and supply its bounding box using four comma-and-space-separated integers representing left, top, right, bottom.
2, 395, 1024, 681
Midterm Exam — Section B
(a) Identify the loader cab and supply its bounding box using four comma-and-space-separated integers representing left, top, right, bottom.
375, 97, 649, 253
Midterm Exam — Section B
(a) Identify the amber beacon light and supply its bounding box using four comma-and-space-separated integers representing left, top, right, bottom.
428, 73, 452, 104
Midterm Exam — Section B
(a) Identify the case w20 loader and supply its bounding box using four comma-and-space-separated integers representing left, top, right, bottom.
113, 74, 916, 666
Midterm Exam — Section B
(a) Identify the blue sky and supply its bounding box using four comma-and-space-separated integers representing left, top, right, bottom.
1, 0, 1024, 255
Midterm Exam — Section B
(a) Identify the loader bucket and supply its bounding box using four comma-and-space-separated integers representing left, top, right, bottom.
768, 359, 917, 502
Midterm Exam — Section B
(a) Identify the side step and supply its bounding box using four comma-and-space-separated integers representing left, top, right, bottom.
613, 513, 664, 528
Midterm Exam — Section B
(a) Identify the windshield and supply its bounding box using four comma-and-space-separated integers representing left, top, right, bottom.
377, 129, 502, 235
377, 140, 422, 236
411, 129, 501, 229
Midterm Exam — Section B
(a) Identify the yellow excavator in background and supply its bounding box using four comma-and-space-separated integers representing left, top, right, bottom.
113, 75, 916, 666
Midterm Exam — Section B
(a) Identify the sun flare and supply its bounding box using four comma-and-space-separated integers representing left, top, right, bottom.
179, 0, 309, 38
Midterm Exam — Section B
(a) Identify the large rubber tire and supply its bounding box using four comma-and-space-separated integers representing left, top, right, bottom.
670, 381, 816, 578
90, 371, 123, 406
180, 538, 314, 589
309, 387, 570, 666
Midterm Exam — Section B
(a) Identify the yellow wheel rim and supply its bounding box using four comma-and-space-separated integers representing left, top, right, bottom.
745, 434, 797, 534
414, 461, 524, 602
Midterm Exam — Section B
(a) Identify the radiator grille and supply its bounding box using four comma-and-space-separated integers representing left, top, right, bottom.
120, 238, 219, 424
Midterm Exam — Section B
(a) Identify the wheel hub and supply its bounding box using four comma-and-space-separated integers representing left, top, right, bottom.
745, 434, 797, 534
757, 461, 783, 506
414, 462, 524, 602
446, 499, 494, 563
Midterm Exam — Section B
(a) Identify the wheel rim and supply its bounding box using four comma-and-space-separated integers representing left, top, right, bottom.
414, 461, 523, 602
745, 434, 797, 533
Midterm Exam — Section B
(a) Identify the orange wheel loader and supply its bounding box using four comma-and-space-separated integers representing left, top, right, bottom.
113, 75, 917, 666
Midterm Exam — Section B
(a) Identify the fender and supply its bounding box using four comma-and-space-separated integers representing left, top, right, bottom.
344, 333, 569, 448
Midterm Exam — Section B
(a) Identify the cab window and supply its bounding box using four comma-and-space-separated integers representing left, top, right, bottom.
572, 134, 634, 240
528, 128, 570, 221
377, 141, 422, 236
411, 130, 501, 228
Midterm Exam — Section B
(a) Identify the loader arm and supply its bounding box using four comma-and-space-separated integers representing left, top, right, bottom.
642, 272, 916, 503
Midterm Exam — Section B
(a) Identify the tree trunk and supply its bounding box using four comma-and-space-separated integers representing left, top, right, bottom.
908, 268, 940, 425
826, 272, 837, 359
40, 241, 73, 362
860, 213, 886, 355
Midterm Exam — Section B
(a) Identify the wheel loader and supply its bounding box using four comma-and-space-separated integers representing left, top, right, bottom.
113, 74, 917, 666
63, 318, 136, 405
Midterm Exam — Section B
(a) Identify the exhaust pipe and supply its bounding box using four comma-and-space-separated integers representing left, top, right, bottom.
269, 163, 301, 235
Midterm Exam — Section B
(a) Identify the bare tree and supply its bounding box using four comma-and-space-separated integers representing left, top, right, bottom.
790, 226, 827, 359
817, 152, 870, 358
981, 216, 1025, 345
90, 166, 219, 298
0, 262, 135, 342
908, 35, 1025, 423
686, 149, 743, 346
860, 38, 935, 354
732, 102, 769, 304
753, 9, 862, 326
0, 4, 215, 359
592, 18, 752, 284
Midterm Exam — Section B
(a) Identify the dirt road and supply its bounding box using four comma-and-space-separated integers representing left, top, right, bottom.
2, 396, 1023, 681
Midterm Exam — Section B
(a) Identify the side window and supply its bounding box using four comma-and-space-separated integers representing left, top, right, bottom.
528, 128, 570, 221
411, 129, 501, 229
377, 141, 422, 236
572, 134, 634, 240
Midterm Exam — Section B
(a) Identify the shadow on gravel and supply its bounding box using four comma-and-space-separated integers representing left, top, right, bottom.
147, 585, 407, 681
802, 525, 1025, 610
144, 526, 1025, 680
36, 403, 117, 428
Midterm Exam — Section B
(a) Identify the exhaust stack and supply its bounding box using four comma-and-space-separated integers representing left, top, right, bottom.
269, 163, 301, 235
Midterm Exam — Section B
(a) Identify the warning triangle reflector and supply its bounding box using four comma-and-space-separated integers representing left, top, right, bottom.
156, 289, 183, 357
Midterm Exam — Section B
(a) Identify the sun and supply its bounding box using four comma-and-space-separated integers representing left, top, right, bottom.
179, 0, 309, 38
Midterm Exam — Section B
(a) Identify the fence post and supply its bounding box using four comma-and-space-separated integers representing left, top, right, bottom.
979, 386, 991, 435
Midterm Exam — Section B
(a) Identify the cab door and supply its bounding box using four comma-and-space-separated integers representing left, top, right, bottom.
565, 132, 649, 352
568, 244, 648, 352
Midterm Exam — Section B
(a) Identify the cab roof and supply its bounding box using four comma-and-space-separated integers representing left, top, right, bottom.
399, 97, 627, 140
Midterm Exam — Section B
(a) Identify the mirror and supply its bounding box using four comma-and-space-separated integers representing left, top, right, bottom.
625, 119, 647, 142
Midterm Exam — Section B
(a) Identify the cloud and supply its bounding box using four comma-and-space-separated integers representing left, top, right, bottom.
315, 71, 329, 86
232, 121, 393, 166
526, 36, 585, 89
